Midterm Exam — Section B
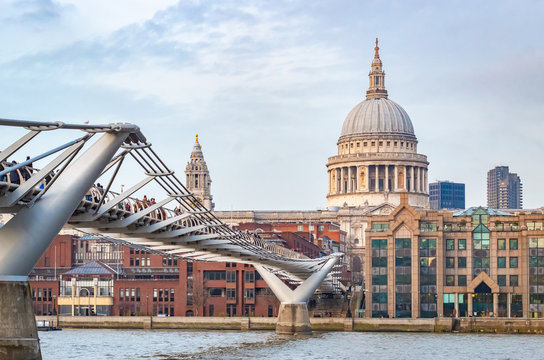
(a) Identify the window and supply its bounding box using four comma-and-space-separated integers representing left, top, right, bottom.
203, 271, 226, 281
458, 275, 467, 286
208, 288, 224, 297
187, 262, 193, 276
158, 289, 163, 301
419, 223, 437, 232
147, 258, 151, 267
297, 225, 303, 231
445, 275, 455, 286
153, 289, 157, 302
498, 238, 506, 250
227, 271, 236, 283
527, 221, 543, 231
510, 275, 519, 287
458, 239, 466, 250
318, 225, 324, 231
227, 288, 236, 300
135, 258, 139, 267
170, 289, 174, 302
136, 288, 140, 302
446, 239, 455, 250
446, 257, 455, 268
509, 239, 518, 250
244, 288, 255, 300
458, 257, 466, 268
120, 288, 124, 300
498, 257, 506, 268
497, 275, 506, 286
510, 257, 518, 268
371, 223, 389, 232
130, 258, 134, 266
245, 271, 255, 283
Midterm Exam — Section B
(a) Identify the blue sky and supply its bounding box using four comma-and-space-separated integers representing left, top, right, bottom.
1, 0, 543, 210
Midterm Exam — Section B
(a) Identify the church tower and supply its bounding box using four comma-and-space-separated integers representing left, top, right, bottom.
185, 134, 214, 210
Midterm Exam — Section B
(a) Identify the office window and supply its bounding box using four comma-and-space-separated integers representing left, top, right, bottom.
318, 225, 324, 231
297, 225, 303, 231
510, 275, 519, 287
227, 271, 236, 283
227, 288, 236, 300
510, 257, 518, 268
498, 257, 506, 268
510, 239, 518, 250
446, 239, 455, 250
445, 275, 455, 286
446, 257, 455, 268
458, 257, 466, 268
458, 239, 466, 250
498, 239, 506, 250
245, 271, 255, 283
497, 275, 506, 287
170, 289, 175, 302
458, 275, 467, 286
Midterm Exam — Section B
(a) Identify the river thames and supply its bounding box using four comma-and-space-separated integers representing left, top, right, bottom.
40, 329, 543, 359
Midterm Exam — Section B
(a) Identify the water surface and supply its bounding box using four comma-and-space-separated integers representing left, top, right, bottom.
40, 329, 543, 359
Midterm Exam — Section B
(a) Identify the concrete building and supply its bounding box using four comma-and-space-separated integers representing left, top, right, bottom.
365, 193, 544, 318
429, 181, 465, 210
185, 134, 214, 210
487, 166, 522, 209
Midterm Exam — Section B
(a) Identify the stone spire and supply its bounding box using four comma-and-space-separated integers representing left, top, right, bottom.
366, 38, 388, 99
185, 134, 214, 210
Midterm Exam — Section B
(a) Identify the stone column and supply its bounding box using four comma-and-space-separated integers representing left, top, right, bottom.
410, 166, 415, 192
385, 165, 389, 191
375, 165, 379, 192
336, 168, 341, 194
340, 167, 345, 193
365, 165, 370, 192
394, 165, 398, 191
468, 293, 473, 317
328, 170, 331, 194
493, 293, 498, 317
403, 166, 407, 191
507, 292, 511, 318
356, 166, 361, 191
454, 292, 459, 318
349, 167, 353, 193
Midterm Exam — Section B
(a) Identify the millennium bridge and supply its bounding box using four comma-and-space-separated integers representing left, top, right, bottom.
0, 118, 343, 360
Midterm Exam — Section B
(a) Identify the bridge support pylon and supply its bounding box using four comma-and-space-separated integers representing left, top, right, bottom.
0, 131, 130, 359
254, 255, 340, 335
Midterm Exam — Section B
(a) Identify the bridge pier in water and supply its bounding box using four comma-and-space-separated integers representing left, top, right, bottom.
0, 281, 41, 360
255, 255, 340, 335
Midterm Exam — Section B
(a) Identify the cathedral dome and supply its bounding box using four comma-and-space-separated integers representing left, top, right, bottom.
340, 98, 416, 140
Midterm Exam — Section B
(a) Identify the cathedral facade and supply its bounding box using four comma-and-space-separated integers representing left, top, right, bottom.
327, 39, 428, 209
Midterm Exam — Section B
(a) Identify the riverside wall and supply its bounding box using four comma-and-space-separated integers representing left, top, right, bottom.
35, 316, 544, 334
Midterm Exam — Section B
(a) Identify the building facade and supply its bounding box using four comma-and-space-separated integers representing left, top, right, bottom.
487, 166, 523, 209
29, 235, 279, 317
365, 193, 544, 318
185, 134, 214, 210
429, 181, 465, 210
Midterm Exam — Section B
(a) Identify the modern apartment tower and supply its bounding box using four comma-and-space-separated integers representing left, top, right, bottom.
487, 166, 522, 209
429, 181, 465, 210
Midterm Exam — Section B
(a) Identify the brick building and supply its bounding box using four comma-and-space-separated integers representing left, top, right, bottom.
365, 193, 544, 318
29, 234, 278, 317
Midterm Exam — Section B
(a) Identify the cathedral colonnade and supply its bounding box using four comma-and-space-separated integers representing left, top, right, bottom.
328, 164, 428, 195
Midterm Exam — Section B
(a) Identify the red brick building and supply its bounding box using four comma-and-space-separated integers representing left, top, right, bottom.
29, 235, 278, 317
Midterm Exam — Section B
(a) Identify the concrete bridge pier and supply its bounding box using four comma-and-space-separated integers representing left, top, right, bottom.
255, 255, 340, 335
0, 281, 41, 360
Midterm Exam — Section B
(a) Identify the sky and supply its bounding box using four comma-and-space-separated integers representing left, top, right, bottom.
1, 0, 543, 211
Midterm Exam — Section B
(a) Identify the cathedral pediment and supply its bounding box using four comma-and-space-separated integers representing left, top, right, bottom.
365, 203, 396, 216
